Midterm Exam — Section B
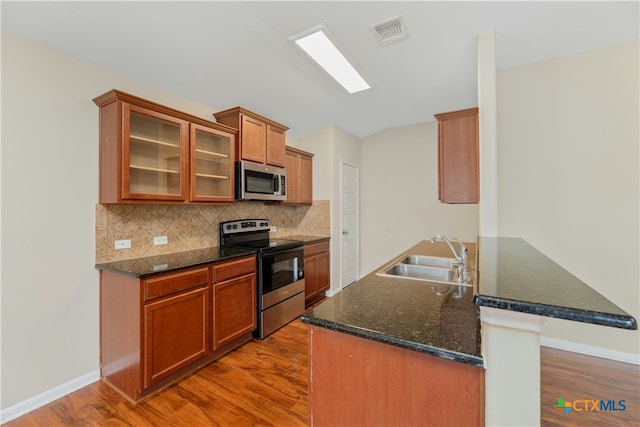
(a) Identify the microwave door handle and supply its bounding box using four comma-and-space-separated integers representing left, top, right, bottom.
273, 175, 279, 195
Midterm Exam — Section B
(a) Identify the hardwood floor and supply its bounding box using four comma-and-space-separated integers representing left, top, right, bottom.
540, 347, 639, 426
5, 320, 309, 427
5, 319, 639, 426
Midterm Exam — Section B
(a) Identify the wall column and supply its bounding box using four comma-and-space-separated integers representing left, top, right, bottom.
481, 307, 547, 426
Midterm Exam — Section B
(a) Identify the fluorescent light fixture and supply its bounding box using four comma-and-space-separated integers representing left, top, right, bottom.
289, 24, 371, 94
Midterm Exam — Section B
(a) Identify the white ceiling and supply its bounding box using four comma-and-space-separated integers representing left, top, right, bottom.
2, 1, 638, 138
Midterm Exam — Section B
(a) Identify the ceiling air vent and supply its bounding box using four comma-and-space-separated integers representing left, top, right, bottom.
371, 15, 408, 46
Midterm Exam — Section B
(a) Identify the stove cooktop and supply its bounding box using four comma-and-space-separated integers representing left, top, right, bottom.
219, 219, 303, 253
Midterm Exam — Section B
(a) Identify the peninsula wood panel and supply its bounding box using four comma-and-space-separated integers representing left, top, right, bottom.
308, 325, 484, 426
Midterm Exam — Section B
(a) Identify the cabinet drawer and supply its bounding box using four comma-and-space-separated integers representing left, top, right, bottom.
144, 267, 209, 301
304, 241, 330, 257
213, 256, 256, 283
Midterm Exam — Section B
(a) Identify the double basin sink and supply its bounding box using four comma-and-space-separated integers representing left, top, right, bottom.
376, 255, 473, 286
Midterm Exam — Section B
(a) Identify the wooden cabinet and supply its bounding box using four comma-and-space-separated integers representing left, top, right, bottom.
434, 107, 479, 204
190, 124, 235, 202
99, 254, 256, 401
304, 240, 330, 307
213, 107, 287, 167
307, 325, 484, 426
284, 146, 313, 205
212, 256, 257, 349
93, 90, 236, 203
144, 281, 210, 388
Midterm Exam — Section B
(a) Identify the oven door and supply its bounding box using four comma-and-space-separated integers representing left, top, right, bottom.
261, 247, 304, 296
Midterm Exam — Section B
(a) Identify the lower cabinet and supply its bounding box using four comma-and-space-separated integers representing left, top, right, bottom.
144, 286, 210, 388
304, 240, 330, 307
213, 257, 257, 349
99, 255, 257, 402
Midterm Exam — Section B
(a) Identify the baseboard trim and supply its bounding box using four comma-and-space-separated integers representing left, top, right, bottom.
541, 337, 640, 365
324, 288, 341, 297
1, 370, 100, 423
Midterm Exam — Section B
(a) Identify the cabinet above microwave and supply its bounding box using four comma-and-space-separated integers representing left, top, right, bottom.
213, 107, 288, 168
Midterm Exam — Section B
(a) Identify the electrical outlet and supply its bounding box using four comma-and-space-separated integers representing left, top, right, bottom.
154, 236, 168, 246
115, 239, 131, 250
153, 264, 168, 272
270, 226, 277, 232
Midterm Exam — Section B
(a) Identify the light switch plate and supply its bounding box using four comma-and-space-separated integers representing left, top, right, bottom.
270, 226, 277, 232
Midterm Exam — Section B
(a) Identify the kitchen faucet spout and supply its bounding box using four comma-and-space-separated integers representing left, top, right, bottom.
429, 235, 472, 284
429, 235, 461, 259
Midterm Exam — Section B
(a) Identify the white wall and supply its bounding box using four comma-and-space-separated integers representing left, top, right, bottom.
297, 124, 361, 292
477, 31, 498, 236
497, 40, 640, 356
360, 122, 479, 275
0, 32, 228, 412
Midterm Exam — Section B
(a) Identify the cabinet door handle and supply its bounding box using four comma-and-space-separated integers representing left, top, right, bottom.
342, 230, 348, 235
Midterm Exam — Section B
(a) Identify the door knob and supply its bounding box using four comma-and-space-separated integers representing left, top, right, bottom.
342, 230, 348, 235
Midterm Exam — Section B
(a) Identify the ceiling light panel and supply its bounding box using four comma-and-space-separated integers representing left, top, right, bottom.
289, 24, 371, 94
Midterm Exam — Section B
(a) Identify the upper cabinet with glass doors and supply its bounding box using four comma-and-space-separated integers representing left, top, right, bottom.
94, 90, 237, 204
190, 124, 234, 202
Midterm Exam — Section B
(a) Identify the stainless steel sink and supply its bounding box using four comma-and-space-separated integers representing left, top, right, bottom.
399, 255, 455, 268
376, 254, 473, 286
384, 264, 457, 282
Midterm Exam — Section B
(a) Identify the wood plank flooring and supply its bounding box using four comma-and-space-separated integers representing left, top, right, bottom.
540, 346, 639, 426
5, 319, 639, 426
5, 320, 309, 427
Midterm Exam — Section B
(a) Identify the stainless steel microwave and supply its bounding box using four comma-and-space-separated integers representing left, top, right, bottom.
235, 161, 287, 201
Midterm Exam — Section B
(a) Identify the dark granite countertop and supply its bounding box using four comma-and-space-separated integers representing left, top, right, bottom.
95, 247, 256, 278
286, 235, 330, 244
302, 240, 483, 367
474, 237, 637, 330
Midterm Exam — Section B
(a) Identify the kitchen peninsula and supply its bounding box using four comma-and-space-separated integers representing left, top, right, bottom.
302, 240, 484, 426
302, 237, 637, 426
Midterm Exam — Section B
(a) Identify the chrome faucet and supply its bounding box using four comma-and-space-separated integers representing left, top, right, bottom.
429, 235, 472, 284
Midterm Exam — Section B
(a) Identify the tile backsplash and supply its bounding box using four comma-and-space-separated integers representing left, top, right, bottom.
96, 200, 330, 263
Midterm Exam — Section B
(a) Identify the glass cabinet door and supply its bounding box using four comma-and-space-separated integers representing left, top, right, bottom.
124, 104, 188, 200
190, 124, 234, 202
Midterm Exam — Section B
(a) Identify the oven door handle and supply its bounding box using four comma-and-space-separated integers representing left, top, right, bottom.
261, 246, 303, 259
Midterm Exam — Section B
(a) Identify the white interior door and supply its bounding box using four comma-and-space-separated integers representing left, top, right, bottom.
340, 161, 358, 288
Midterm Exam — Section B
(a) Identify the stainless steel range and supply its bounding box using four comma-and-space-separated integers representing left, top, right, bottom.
220, 219, 305, 339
